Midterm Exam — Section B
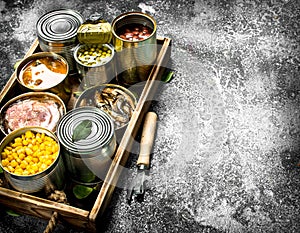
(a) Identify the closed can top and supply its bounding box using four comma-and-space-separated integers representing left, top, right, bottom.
36, 9, 84, 45
56, 106, 115, 157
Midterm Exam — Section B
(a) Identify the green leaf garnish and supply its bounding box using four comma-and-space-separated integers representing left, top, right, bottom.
73, 185, 94, 199
162, 71, 174, 83
72, 120, 92, 142
0, 167, 3, 173
6, 209, 21, 217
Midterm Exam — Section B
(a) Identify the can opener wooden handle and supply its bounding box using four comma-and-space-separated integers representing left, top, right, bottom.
127, 112, 157, 203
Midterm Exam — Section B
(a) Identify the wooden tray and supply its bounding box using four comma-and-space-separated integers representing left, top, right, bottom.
0, 36, 171, 232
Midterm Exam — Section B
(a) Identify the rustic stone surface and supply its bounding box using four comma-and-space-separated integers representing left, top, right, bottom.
0, 0, 300, 232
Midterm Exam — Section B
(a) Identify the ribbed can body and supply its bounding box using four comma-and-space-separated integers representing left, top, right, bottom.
111, 12, 157, 86
36, 9, 84, 72
56, 106, 116, 184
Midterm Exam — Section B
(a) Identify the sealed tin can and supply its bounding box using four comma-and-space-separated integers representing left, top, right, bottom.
74, 43, 116, 89
77, 15, 112, 44
0, 127, 65, 194
36, 9, 84, 72
111, 11, 157, 86
56, 106, 116, 184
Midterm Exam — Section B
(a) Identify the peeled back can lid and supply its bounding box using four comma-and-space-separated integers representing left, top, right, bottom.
36, 9, 84, 45
56, 106, 115, 155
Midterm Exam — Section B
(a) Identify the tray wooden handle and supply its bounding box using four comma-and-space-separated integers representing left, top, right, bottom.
136, 112, 158, 167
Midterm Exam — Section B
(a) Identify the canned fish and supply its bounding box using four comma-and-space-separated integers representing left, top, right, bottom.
36, 9, 84, 72
111, 12, 157, 86
56, 106, 116, 184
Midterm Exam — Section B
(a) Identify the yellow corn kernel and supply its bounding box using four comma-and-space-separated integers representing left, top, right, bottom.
12, 152, 18, 160
52, 144, 59, 154
22, 170, 29, 176
25, 131, 34, 139
5, 146, 12, 151
22, 140, 29, 146
12, 142, 22, 148
39, 143, 45, 150
14, 170, 23, 175
10, 160, 18, 168
46, 147, 53, 155
18, 153, 25, 160
16, 157, 21, 164
32, 157, 39, 163
14, 137, 22, 143
20, 160, 28, 167
37, 137, 43, 144
1, 152, 7, 159
6, 155, 13, 162
32, 145, 39, 152
45, 159, 52, 166
1, 159, 9, 167
32, 164, 39, 173
17, 147, 25, 155
7, 166, 14, 173
25, 147, 33, 156
40, 163, 47, 171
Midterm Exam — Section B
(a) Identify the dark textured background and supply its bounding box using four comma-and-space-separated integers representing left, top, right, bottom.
1, 0, 300, 232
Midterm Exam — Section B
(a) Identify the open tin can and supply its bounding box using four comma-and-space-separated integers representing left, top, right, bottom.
74, 43, 116, 89
56, 106, 116, 184
0, 127, 65, 194
111, 11, 157, 86
36, 9, 84, 73
16, 52, 71, 103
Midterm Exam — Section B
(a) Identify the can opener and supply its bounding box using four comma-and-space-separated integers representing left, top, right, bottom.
127, 112, 157, 204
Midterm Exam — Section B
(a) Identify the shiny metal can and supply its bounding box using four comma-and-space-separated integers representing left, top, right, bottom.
73, 43, 116, 89
15, 52, 71, 103
56, 106, 116, 184
0, 127, 65, 194
111, 11, 157, 86
36, 9, 84, 72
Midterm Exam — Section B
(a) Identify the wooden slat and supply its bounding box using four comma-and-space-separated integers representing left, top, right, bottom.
0, 187, 91, 230
0, 38, 39, 104
89, 37, 172, 221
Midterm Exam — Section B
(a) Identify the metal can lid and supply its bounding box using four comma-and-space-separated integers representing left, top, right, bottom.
36, 9, 84, 44
56, 106, 115, 154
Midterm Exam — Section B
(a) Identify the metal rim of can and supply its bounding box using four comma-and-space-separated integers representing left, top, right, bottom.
73, 43, 115, 68
0, 91, 66, 136
111, 11, 157, 42
0, 126, 61, 179
16, 52, 69, 91
56, 106, 115, 156
36, 9, 84, 44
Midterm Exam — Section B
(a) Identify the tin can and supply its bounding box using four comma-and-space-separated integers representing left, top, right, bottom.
16, 52, 71, 103
74, 84, 137, 141
73, 43, 116, 89
111, 12, 157, 86
0, 92, 66, 135
0, 127, 65, 194
56, 106, 116, 184
36, 9, 84, 72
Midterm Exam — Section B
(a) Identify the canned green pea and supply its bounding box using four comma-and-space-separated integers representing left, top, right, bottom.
74, 43, 116, 89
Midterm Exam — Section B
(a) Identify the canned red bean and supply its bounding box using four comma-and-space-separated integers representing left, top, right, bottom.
117, 24, 153, 41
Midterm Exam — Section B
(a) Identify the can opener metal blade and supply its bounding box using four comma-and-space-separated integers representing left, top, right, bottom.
127, 112, 157, 204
